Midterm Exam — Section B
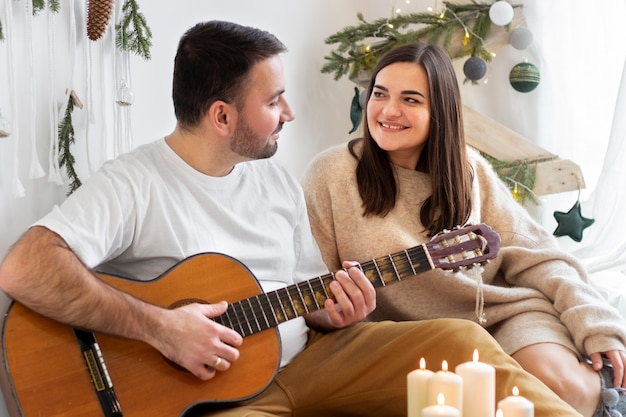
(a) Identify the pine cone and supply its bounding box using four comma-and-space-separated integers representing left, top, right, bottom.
87, 0, 114, 41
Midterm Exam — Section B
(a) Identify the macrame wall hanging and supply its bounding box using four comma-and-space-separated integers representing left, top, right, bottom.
0, 0, 152, 197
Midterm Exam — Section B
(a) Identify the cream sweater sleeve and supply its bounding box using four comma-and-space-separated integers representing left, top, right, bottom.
471, 150, 626, 355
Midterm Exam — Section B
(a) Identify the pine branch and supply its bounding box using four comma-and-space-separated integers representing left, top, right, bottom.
321, 1, 521, 81
480, 153, 539, 205
47, 0, 60, 13
115, 0, 153, 60
33, 0, 46, 15
58, 94, 82, 195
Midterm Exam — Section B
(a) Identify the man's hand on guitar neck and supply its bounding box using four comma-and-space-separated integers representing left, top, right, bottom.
304, 261, 376, 332
150, 301, 243, 380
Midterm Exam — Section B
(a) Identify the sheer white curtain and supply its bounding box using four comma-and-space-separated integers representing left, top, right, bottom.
526, 0, 626, 311
459, 0, 626, 311
572, 60, 626, 272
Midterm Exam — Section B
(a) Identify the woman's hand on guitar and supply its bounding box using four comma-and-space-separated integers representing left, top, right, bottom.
322, 261, 377, 329
152, 300, 243, 380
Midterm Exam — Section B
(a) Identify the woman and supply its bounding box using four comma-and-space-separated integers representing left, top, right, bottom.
302, 42, 626, 417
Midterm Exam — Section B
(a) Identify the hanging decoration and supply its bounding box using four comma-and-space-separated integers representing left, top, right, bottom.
46, 3, 63, 185
509, 61, 540, 93
32, 0, 60, 15
58, 91, 84, 195
348, 87, 363, 134
0, 0, 152, 199
115, 0, 152, 60
463, 56, 487, 82
553, 191, 595, 242
56, 0, 81, 195
0, 109, 10, 137
87, 0, 115, 41
488, 1, 514, 26
24, 0, 46, 180
4, 0, 24, 198
509, 26, 533, 50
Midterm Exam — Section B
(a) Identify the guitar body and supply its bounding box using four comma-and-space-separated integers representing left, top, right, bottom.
2, 253, 280, 416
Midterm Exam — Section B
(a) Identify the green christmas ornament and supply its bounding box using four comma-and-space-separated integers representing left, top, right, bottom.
509, 62, 540, 93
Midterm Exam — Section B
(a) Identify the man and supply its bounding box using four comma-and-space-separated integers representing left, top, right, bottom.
0, 21, 581, 416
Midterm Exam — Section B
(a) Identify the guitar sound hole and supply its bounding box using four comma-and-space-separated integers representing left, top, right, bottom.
163, 298, 210, 373
167, 298, 209, 309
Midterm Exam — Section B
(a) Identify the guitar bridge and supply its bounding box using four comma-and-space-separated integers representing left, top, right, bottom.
74, 329, 123, 417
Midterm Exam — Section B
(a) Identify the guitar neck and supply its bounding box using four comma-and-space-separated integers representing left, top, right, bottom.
214, 244, 431, 337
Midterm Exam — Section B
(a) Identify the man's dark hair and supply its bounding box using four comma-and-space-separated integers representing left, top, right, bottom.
172, 20, 287, 129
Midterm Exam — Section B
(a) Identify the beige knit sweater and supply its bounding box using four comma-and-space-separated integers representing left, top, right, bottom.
302, 141, 626, 357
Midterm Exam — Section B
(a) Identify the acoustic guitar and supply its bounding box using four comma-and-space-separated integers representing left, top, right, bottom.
1, 223, 499, 416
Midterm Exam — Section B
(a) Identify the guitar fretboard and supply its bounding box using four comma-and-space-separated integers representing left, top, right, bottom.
213, 245, 430, 336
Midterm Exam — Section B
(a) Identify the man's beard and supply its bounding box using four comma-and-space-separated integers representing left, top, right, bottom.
230, 117, 280, 160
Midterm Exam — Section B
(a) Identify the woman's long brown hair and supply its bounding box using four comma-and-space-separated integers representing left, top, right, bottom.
348, 42, 473, 236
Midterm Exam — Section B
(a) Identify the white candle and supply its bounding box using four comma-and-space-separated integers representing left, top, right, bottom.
427, 360, 463, 415
497, 387, 534, 417
422, 393, 461, 417
408, 358, 434, 417
455, 349, 495, 417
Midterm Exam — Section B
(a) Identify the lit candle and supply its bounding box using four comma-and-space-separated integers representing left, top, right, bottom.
408, 358, 434, 417
427, 360, 463, 414
455, 349, 495, 417
497, 386, 534, 417
422, 393, 461, 417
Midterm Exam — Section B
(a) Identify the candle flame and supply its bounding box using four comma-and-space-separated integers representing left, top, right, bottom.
513, 386, 520, 396
437, 392, 445, 406
419, 357, 426, 370
472, 349, 479, 362
496, 410, 503, 417
441, 360, 448, 372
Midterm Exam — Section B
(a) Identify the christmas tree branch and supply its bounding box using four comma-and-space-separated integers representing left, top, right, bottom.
480, 152, 541, 205
321, 1, 521, 81
115, 0, 153, 60
32, 0, 59, 16
58, 92, 82, 195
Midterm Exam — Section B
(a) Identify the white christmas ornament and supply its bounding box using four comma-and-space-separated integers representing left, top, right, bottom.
510, 27, 533, 50
489, 1, 514, 26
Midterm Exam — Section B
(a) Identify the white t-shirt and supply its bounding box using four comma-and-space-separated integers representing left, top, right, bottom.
36, 138, 329, 367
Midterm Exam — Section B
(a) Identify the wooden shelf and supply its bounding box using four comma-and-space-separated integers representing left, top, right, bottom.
463, 105, 585, 195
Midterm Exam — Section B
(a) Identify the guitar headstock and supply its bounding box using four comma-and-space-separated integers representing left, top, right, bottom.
426, 223, 501, 271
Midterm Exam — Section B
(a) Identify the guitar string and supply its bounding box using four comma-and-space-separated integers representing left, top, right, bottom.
220, 236, 487, 336
224, 246, 429, 335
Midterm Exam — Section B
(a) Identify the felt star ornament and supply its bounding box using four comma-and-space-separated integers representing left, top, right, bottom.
553, 200, 595, 242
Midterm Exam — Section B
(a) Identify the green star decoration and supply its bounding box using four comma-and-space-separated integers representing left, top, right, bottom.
553, 200, 595, 242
